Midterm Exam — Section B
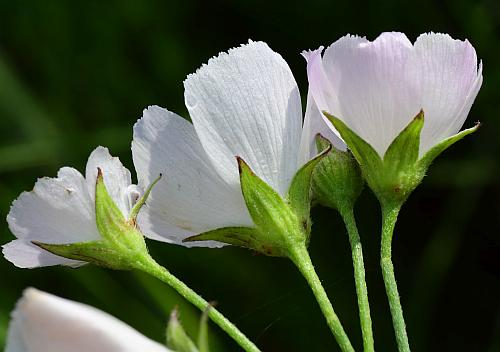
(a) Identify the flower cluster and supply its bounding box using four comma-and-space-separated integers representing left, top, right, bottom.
3, 32, 482, 352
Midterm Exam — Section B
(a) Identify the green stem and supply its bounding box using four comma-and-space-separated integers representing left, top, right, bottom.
380, 202, 410, 352
339, 207, 374, 352
135, 255, 261, 352
289, 244, 355, 352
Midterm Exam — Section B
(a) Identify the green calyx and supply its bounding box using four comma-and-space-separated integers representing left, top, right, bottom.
184, 148, 330, 257
312, 134, 364, 212
325, 111, 480, 206
33, 168, 160, 270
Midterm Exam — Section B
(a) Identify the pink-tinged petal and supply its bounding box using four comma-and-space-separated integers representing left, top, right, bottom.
5, 288, 170, 352
7, 167, 98, 246
303, 46, 333, 114
184, 41, 303, 196
298, 92, 346, 167
85, 146, 135, 217
132, 106, 252, 246
302, 47, 347, 154
2, 240, 84, 269
409, 33, 483, 154
321, 32, 418, 156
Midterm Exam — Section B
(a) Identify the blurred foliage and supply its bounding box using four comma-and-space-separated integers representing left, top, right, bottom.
0, 0, 499, 351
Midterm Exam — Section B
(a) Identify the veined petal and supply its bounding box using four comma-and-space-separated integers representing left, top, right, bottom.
298, 91, 346, 167
321, 32, 418, 157
132, 106, 252, 245
5, 288, 169, 352
85, 146, 136, 217
2, 240, 84, 269
409, 33, 483, 155
7, 167, 98, 246
184, 41, 303, 196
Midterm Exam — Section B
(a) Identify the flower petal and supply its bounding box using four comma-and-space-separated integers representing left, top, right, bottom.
409, 33, 482, 154
85, 146, 135, 217
7, 167, 98, 247
184, 41, 303, 196
299, 90, 347, 167
132, 106, 252, 245
319, 32, 419, 156
5, 288, 170, 352
2, 240, 84, 268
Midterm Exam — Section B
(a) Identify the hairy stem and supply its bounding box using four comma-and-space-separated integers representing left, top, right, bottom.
380, 202, 410, 352
135, 255, 261, 352
339, 207, 374, 352
289, 244, 355, 352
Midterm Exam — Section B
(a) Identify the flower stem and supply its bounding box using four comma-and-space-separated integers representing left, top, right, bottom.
380, 202, 410, 352
339, 206, 374, 352
289, 244, 355, 352
135, 255, 261, 352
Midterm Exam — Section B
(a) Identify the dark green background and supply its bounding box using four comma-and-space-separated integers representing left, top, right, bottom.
0, 1, 498, 351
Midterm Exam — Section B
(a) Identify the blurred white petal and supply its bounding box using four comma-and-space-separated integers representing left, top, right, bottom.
5, 288, 170, 352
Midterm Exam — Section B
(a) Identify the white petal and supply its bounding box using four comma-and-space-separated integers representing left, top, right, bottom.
299, 90, 347, 167
85, 146, 135, 217
409, 33, 482, 154
2, 240, 84, 269
6, 167, 98, 247
320, 32, 419, 156
5, 288, 170, 352
132, 106, 252, 245
184, 41, 303, 196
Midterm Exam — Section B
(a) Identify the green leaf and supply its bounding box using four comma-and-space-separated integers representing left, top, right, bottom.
383, 110, 424, 172
324, 112, 383, 173
287, 139, 331, 233
166, 309, 199, 352
417, 122, 481, 171
312, 134, 364, 212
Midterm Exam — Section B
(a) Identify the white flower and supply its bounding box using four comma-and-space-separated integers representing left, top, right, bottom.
5, 288, 169, 352
3, 147, 141, 268
132, 41, 315, 245
305, 32, 483, 157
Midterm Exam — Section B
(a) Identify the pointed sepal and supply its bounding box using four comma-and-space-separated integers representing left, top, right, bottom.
166, 308, 199, 352
95, 168, 129, 242
198, 305, 211, 352
32, 240, 136, 270
378, 111, 426, 202
185, 157, 317, 257
287, 140, 331, 235
129, 173, 162, 221
324, 112, 383, 176
383, 110, 424, 173
237, 157, 305, 254
183, 227, 284, 256
325, 110, 481, 206
417, 122, 481, 171
312, 134, 364, 212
